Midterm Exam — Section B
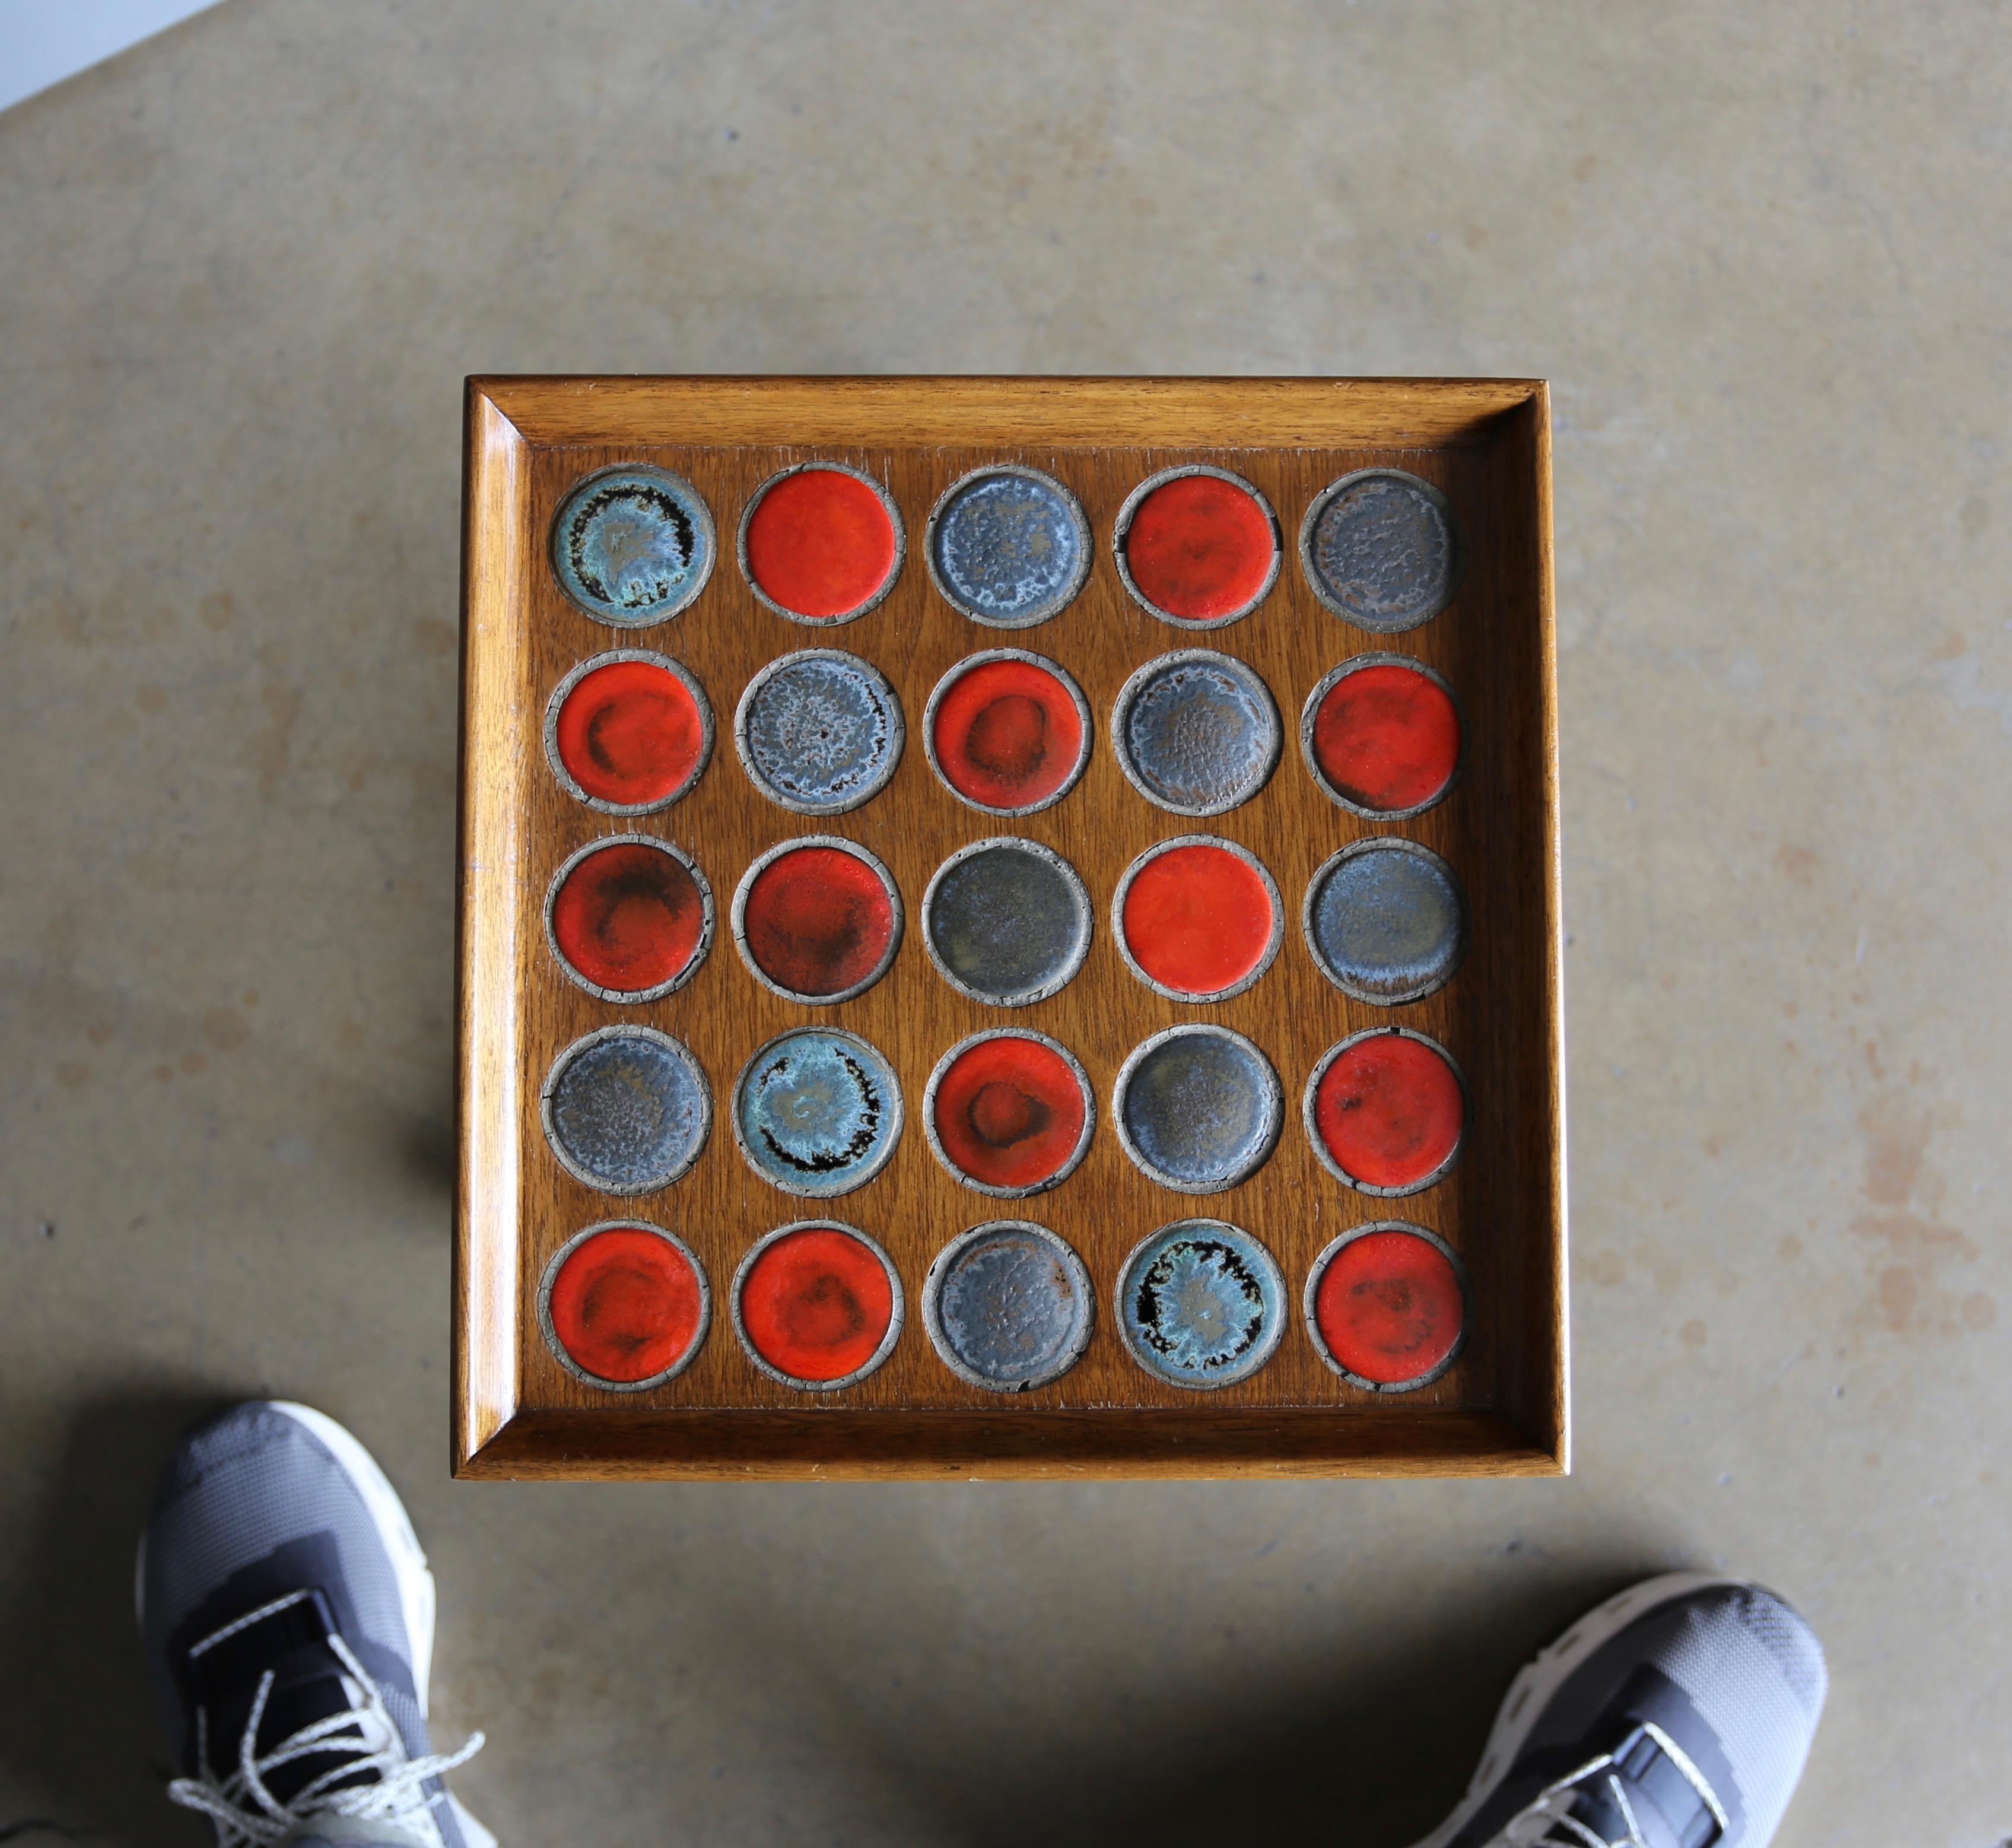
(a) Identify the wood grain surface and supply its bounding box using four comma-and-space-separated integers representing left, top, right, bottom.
456, 377, 1562, 1479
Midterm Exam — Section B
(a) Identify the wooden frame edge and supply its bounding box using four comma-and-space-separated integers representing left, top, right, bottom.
467, 374, 1548, 450
1529, 382, 1569, 1475
454, 1406, 1565, 1482
453, 382, 532, 1475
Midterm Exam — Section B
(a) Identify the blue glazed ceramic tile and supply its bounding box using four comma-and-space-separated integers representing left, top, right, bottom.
1301, 469, 1461, 632
1117, 652, 1280, 815
552, 466, 714, 623
736, 650, 903, 814
733, 1029, 901, 1197
1117, 1027, 1281, 1193
927, 468, 1089, 627
1119, 1221, 1285, 1388
543, 1028, 710, 1193
924, 841, 1090, 1005
927, 1222, 1092, 1390
1306, 843, 1464, 1002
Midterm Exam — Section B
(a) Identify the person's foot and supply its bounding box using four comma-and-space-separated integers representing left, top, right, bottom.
1411, 1571, 1826, 1848
136, 1401, 490, 1848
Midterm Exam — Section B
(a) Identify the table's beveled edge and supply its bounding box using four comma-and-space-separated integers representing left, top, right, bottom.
452, 1404, 1567, 1481
466, 374, 1546, 451
1529, 383, 1571, 1475
454, 385, 533, 1469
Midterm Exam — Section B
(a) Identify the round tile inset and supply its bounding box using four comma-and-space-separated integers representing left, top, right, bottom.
732, 1220, 904, 1390
925, 466, 1091, 628
545, 837, 713, 1002
732, 837, 902, 1004
923, 1030, 1094, 1197
923, 1221, 1095, 1392
1301, 655, 1463, 819
733, 1028, 903, 1199
1303, 839, 1466, 1004
1113, 1025, 1282, 1195
545, 651, 713, 814
922, 839, 1091, 1006
924, 650, 1091, 817
1113, 836, 1282, 1003
1117, 1219, 1286, 1389
735, 649, 904, 815
1113, 466, 1281, 628
1305, 1223, 1469, 1392
739, 463, 904, 625
538, 1222, 710, 1390
541, 1026, 711, 1195
1113, 650, 1281, 817
1299, 469, 1463, 633
1304, 1028, 1466, 1196
551, 466, 715, 625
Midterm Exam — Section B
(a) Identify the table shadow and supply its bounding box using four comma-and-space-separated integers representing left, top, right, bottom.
0, 1389, 243, 1843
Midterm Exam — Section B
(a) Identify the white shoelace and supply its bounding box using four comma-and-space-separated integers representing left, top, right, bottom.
168, 1609, 484, 1848
1492, 1722, 1731, 1848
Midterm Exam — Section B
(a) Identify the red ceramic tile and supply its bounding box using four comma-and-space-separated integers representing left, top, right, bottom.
1312, 1228, 1466, 1387
1123, 474, 1276, 622
930, 1033, 1090, 1192
738, 843, 897, 999
930, 654, 1086, 812
551, 657, 708, 808
548, 1225, 706, 1384
1309, 661, 1460, 813
549, 840, 708, 996
744, 467, 899, 620
1310, 1031, 1464, 1192
1118, 840, 1277, 998
738, 1224, 896, 1383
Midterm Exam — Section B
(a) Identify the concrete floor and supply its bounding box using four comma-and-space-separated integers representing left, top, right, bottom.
2, 3, 2007, 1842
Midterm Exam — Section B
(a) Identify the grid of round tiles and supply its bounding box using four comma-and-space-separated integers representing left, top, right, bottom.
538, 459, 1472, 1398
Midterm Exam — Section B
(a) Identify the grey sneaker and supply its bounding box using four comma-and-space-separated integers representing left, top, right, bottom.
136, 1401, 491, 1848
1411, 1571, 1826, 1848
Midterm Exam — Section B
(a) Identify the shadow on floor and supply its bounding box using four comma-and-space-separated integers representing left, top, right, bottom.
0, 1387, 242, 1843
400, 1110, 454, 1200
935, 1562, 1667, 1848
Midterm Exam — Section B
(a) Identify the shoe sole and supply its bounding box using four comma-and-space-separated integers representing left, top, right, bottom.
135, 1401, 497, 1848
1403, 1569, 1749, 1848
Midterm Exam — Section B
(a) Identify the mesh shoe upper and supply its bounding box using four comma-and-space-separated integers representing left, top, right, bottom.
137, 1402, 471, 1848
1445, 1579, 1826, 1848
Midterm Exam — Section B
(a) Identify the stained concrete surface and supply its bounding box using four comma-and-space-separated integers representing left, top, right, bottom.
2, 3, 2008, 1843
